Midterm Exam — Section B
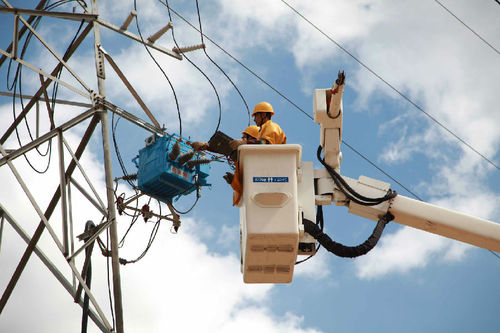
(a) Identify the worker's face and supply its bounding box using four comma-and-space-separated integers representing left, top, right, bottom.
253, 112, 267, 126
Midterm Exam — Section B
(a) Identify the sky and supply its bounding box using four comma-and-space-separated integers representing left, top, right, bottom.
0, 0, 500, 332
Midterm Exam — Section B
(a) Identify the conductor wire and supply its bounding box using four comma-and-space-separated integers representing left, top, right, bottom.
133, 0, 183, 138
164, 0, 223, 135
194, 0, 251, 126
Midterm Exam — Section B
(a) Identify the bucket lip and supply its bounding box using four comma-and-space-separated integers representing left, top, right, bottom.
238, 144, 302, 166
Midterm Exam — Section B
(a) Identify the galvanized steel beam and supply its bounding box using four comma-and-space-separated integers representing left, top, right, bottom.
91, 0, 124, 330
0, 22, 93, 145
0, 0, 49, 68
0, 204, 110, 333
0, 115, 99, 315
0, 6, 98, 22
97, 18, 182, 60
0, 108, 96, 167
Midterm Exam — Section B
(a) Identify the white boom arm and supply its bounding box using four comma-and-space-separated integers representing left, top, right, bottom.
314, 72, 344, 171
314, 76, 500, 253
315, 169, 500, 252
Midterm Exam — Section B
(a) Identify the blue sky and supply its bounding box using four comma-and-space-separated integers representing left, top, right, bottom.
1, 0, 500, 332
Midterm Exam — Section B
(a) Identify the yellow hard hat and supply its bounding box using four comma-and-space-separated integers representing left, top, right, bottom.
252, 102, 274, 116
242, 125, 260, 139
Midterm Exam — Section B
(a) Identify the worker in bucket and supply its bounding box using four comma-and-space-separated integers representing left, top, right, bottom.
191, 102, 286, 205
189, 125, 260, 159
190, 101, 285, 151
229, 102, 287, 206
222, 125, 260, 184
189, 125, 259, 181
229, 101, 286, 149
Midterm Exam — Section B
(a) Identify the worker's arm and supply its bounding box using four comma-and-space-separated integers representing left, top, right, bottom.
189, 141, 209, 151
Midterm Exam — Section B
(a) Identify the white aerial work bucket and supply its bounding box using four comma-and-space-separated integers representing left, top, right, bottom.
238, 144, 302, 283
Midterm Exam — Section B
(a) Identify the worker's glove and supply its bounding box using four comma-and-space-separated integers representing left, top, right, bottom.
223, 172, 234, 184
229, 138, 247, 150
189, 141, 209, 151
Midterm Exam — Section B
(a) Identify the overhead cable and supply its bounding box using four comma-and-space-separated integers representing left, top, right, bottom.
160, 3, 423, 202
160, 1, 312, 122
163, 0, 223, 136
6, 1, 85, 174
194, 0, 251, 126
434, 0, 500, 56
279, 0, 500, 172
170, 186, 200, 215
133, 0, 183, 138
296, 205, 324, 265
81, 220, 95, 333
111, 113, 136, 188
105, 229, 116, 331
342, 141, 423, 201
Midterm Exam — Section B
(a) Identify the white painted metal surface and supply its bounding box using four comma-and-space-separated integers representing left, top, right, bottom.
390, 195, 500, 252
313, 87, 343, 171
319, 173, 500, 253
239, 145, 301, 283
297, 161, 317, 254
237, 73, 500, 285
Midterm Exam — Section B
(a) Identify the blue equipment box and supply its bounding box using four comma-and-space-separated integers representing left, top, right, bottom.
133, 134, 210, 202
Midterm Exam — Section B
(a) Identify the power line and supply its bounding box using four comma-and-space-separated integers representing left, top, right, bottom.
161, 2, 425, 201
341, 141, 423, 201
160, 2, 313, 121
133, 0, 183, 138
279, 0, 500, 172
164, 4, 500, 267
194, 0, 251, 126
163, 0, 223, 136
6, 0, 85, 174
490, 250, 500, 259
279, 0, 500, 262
434, 0, 500, 56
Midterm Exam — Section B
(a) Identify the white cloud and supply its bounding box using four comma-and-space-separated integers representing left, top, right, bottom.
214, 0, 292, 52
217, 308, 322, 333
289, 1, 381, 70
355, 226, 454, 280
294, 248, 331, 280
354, 183, 499, 280
0, 104, 319, 333
106, 45, 232, 130
0, 152, 321, 331
2, 1, 500, 331
216, 224, 239, 247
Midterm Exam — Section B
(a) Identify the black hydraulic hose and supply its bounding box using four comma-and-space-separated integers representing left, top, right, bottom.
318, 145, 392, 202
316, 145, 397, 205
303, 210, 394, 258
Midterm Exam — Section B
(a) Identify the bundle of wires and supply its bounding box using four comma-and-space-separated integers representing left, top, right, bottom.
295, 145, 398, 260
7, 0, 86, 173
316, 145, 397, 206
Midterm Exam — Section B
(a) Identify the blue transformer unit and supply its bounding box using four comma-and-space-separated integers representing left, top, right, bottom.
133, 134, 210, 203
